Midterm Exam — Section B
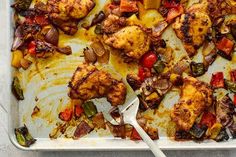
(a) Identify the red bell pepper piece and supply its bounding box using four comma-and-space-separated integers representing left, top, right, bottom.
130, 128, 142, 140
120, 0, 138, 13
166, 5, 183, 23
74, 105, 84, 118
28, 41, 36, 55
234, 95, 236, 106
59, 108, 73, 121
35, 16, 49, 26
138, 66, 151, 82
216, 37, 234, 55
200, 112, 216, 128
141, 51, 158, 68
164, 0, 180, 8
25, 18, 34, 24
210, 72, 224, 88
230, 69, 236, 82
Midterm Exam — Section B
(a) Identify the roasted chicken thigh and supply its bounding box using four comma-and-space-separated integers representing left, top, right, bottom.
104, 26, 150, 60
173, 1, 212, 57
46, 0, 95, 35
171, 76, 213, 131
69, 64, 127, 106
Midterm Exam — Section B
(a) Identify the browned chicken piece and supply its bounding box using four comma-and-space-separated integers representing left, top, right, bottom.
104, 26, 150, 60
101, 14, 127, 34
170, 76, 213, 131
172, 1, 212, 57
46, 0, 95, 35
69, 64, 127, 106
207, 0, 236, 19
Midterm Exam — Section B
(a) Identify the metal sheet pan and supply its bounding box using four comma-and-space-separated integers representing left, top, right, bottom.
7, 0, 236, 151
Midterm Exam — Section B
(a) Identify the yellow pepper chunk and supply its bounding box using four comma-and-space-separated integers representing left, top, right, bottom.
11, 50, 23, 68
206, 123, 222, 139
170, 73, 180, 83
145, 92, 159, 101
143, 0, 161, 9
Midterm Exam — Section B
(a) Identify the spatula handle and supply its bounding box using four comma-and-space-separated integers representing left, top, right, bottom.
131, 120, 166, 157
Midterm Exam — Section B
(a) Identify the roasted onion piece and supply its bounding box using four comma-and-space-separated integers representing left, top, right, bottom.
83, 47, 97, 63
44, 26, 59, 45
216, 94, 234, 127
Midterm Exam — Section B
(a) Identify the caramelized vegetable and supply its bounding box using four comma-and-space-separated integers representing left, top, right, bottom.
74, 121, 93, 138
166, 5, 184, 23
210, 72, 224, 88
214, 129, 229, 142
126, 74, 142, 90
206, 123, 222, 139
120, 0, 138, 13
106, 122, 125, 138
91, 11, 106, 26
152, 21, 168, 37
225, 79, 236, 93
34, 16, 49, 26
11, 50, 23, 68
231, 24, 236, 40
20, 58, 32, 70
74, 105, 84, 118
83, 47, 97, 63
200, 112, 216, 128
12, 77, 24, 100
130, 128, 142, 140
163, 0, 180, 8
12, 0, 32, 11
216, 94, 234, 127
112, 0, 121, 5
138, 67, 151, 82
15, 125, 36, 147
45, 26, 59, 45
190, 62, 206, 77
169, 73, 183, 86
94, 24, 103, 34
234, 95, 236, 106
153, 60, 165, 74
31, 106, 40, 117
230, 69, 236, 82
82, 101, 98, 118
216, 37, 234, 56
59, 108, 73, 121
90, 41, 106, 57
28, 41, 36, 55
92, 112, 106, 129
189, 123, 207, 138
143, 0, 161, 9
175, 130, 192, 140
203, 50, 217, 67
146, 127, 159, 140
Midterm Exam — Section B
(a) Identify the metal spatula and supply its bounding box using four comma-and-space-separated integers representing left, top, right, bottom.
110, 98, 166, 157
101, 65, 166, 157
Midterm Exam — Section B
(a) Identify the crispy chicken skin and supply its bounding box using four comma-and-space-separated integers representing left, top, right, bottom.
101, 14, 127, 34
207, 0, 236, 19
68, 64, 127, 106
104, 26, 150, 60
171, 76, 213, 131
46, 0, 95, 35
172, 1, 212, 57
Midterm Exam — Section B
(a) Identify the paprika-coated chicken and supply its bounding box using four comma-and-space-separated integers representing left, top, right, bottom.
68, 64, 127, 106
171, 76, 213, 131
104, 26, 150, 60
46, 0, 95, 35
172, 0, 212, 57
